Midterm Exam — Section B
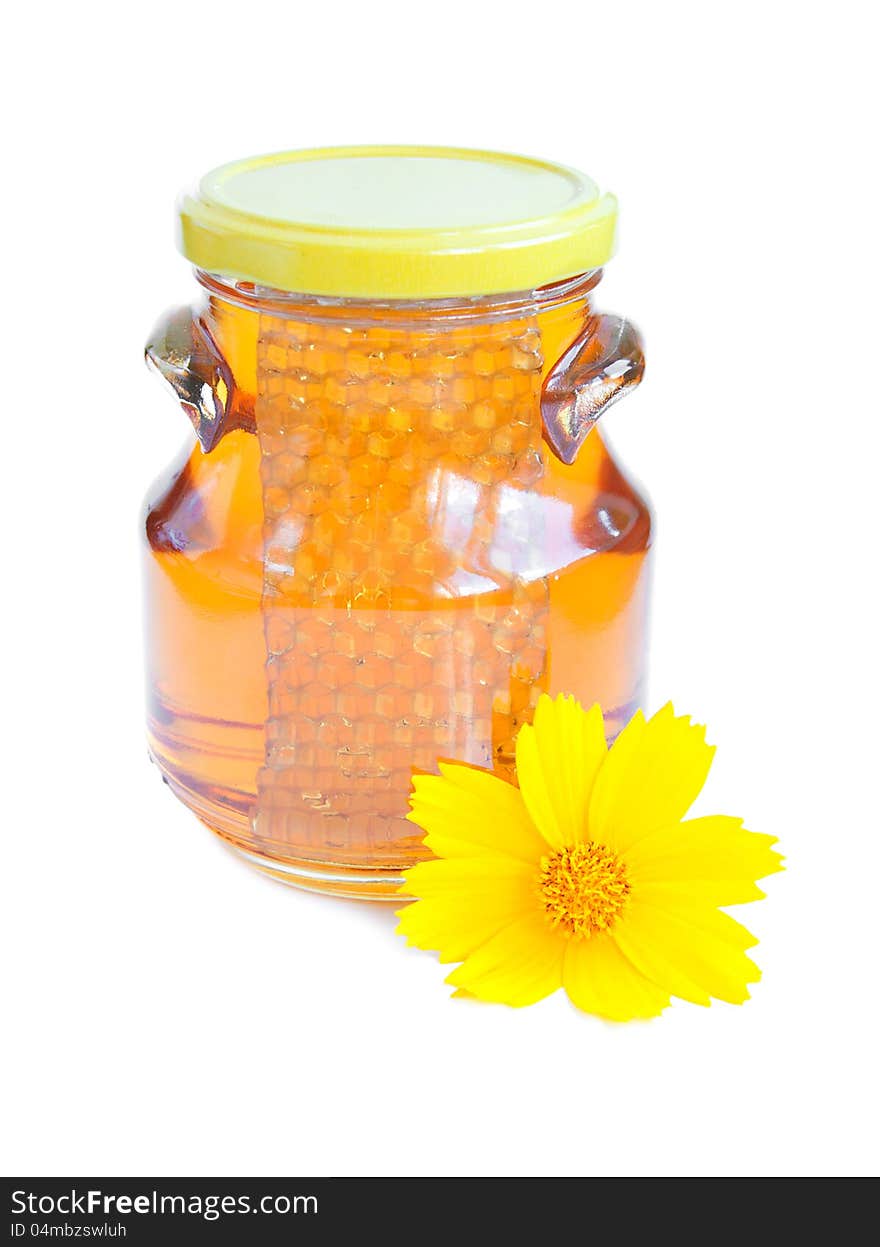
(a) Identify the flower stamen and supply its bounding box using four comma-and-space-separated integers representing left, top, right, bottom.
538, 842, 630, 938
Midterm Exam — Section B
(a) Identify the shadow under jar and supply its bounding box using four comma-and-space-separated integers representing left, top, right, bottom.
143, 146, 651, 898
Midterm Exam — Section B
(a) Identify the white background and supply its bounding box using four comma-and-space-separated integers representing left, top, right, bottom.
2, 0, 878, 1178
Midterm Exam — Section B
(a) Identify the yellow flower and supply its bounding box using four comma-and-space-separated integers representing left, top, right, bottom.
397, 695, 782, 1021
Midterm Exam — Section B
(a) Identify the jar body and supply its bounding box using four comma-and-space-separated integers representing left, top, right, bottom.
143, 274, 651, 896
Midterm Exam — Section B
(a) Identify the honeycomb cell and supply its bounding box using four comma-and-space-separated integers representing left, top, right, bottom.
325, 372, 357, 405
336, 684, 379, 719
353, 654, 394, 689
293, 547, 329, 581
290, 482, 329, 517
366, 377, 396, 406
428, 406, 457, 435
346, 350, 373, 377
388, 511, 421, 546
329, 481, 370, 516
385, 401, 420, 433
377, 480, 412, 515
268, 451, 308, 486
310, 509, 346, 550
385, 453, 420, 488
324, 429, 368, 459
307, 454, 346, 488
294, 616, 334, 657
315, 652, 356, 687
472, 348, 496, 376
333, 543, 372, 578
279, 656, 318, 690
298, 682, 336, 718
367, 428, 406, 460
410, 377, 440, 406
350, 454, 387, 489
450, 376, 477, 404
385, 351, 412, 378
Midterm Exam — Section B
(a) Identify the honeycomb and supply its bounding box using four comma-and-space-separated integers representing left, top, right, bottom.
253, 309, 550, 865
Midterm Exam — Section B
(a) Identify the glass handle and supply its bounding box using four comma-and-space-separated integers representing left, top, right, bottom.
145, 306, 236, 453
541, 313, 645, 465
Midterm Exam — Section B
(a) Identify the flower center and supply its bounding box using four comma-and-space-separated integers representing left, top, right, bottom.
538, 842, 631, 938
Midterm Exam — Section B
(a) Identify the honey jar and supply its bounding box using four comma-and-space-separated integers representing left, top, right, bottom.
143, 146, 649, 897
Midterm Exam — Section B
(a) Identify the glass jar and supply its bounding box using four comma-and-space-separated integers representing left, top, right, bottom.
143, 147, 650, 898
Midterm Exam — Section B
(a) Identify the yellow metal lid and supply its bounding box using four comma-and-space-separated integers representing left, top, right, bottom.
178, 146, 618, 299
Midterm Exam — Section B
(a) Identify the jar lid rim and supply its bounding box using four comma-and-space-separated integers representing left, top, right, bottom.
178, 146, 618, 299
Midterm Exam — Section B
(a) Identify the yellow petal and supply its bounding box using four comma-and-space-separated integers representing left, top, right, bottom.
445, 911, 565, 1007
613, 899, 761, 1006
397, 899, 527, 963
563, 934, 670, 1021
633, 887, 759, 950
514, 694, 608, 850
398, 854, 534, 898
623, 816, 784, 905
588, 703, 715, 852
396, 856, 537, 962
407, 764, 546, 863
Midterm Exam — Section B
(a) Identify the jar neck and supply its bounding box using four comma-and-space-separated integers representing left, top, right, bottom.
198, 269, 600, 328
200, 270, 600, 420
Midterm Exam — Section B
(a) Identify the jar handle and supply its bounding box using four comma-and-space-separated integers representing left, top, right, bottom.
541, 313, 645, 465
145, 306, 237, 453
